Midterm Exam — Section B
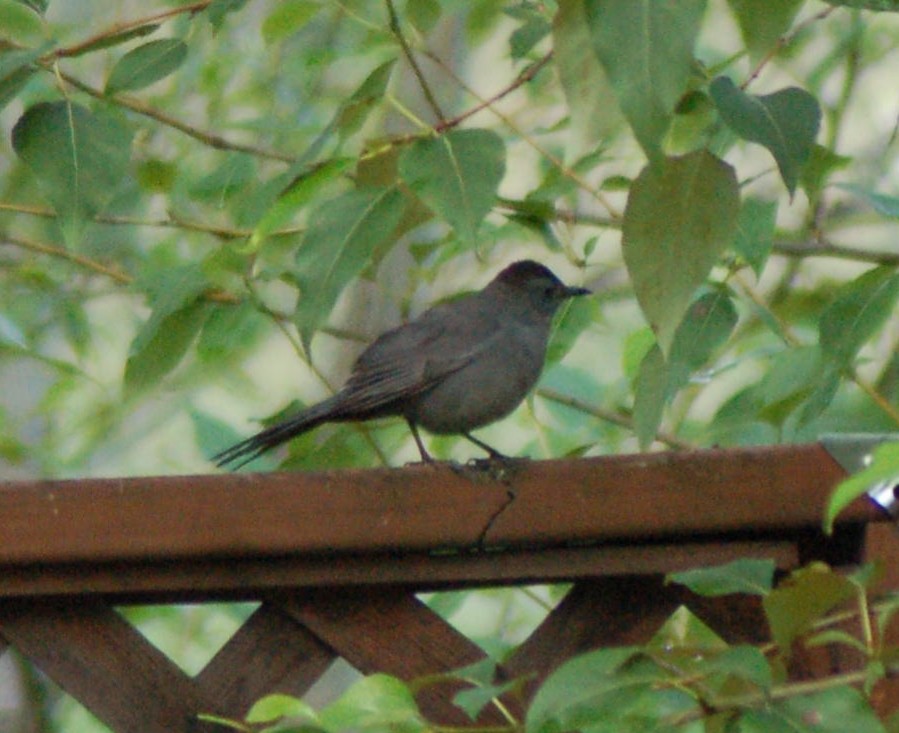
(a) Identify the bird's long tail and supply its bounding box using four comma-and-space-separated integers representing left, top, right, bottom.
212, 396, 342, 469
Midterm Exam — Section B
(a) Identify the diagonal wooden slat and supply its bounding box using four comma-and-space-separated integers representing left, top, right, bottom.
276, 587, 519, 725
0, 598, 220, 733
505, 576, 770, 701
196, 601, 336, 715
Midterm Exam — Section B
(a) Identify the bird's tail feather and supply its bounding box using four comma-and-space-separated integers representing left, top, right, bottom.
212, 396, 341, 469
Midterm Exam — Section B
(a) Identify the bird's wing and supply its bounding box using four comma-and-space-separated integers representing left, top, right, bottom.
332, 305, 500, 416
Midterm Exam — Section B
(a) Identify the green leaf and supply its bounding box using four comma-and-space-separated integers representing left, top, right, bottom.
356, 147, 433, 239
124, 300, 211, 394
546, 294, 597, 365
795, 362, 842, 427
622, 150, 739, 353
763, 563, 856, 654
649, 606, 728, 651
552, 0, 622, 158
105, 39, 188, 94
819, 265, 899, 367
743, 687, 884, 733
526, 647, 640, 733
245, 693, 318, 724
668, 558, 776, 597
633, 342, 668, 450
666, 289, 737, 395
0, 43, 52, 111
527, 647, 696, 733
509, 15, 551, 59
334, 60, 396, 142
261, 0, 321, 43
707, 645, 773, 690
320, 674, 424, 732
399, 128, 505, 245
645, 610, 774, 698
727, 0, 804, 61
249, 157, 352, 250
196, 302, 267, 362
0, 0, 45, 43
124, 265, 212, 394
294, 186, 406, 353
757, 345, 823, 409
710, 76, 821, 196
732, 197, 777, 277
405, 0, 440, 34
12, 100, 133, 247
825, 441, 899, 534
205, 0, 249, 32
584, 0, 706, 160
451, 662, 522, 723
801, 144, 851, 199
188, 152, 255, 202
806, 628, 870, 654
623, 327, 656, 381
666, 89, 717, 154
837, 182, 899, 218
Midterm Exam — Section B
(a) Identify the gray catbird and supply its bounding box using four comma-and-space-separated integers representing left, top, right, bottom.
213, 260, 590, 468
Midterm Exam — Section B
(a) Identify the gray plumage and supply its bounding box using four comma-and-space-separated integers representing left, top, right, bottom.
213, 260, 589, 468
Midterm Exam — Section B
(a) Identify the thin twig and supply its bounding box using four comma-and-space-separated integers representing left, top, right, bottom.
0, 202, 296, 240
3, 233, 132, 284
46, 66, 294, 163
742, 6, 837, 89
422, 49, 622, 221
772, 238, 899, 266
2, 232, 241, 305
433, 51, 554, 134
385, 0, 445, 123
53, 1, 211, 58
537, 387, 695, 451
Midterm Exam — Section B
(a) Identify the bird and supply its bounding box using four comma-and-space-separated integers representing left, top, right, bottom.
213, 260, 590, 468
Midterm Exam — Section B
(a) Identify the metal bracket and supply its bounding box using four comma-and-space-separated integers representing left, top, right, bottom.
821, 433, 899, 519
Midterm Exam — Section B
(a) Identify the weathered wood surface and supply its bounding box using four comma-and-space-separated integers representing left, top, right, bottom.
0, 443, 881, 600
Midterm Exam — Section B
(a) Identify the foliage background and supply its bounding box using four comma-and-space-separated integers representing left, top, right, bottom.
3, 0, 899, 730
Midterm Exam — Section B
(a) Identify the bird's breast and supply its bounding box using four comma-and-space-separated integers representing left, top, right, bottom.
408, 327, 547, 434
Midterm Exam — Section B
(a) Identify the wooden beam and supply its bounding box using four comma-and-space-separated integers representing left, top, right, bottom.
0, 444, 875, 568
0, 538, 799, 601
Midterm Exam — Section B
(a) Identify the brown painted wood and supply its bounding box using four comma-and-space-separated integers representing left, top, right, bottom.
277, 588, 517, 725
0, 598, 219, 733
484, 443, 861, 545
0, 538, 799, 601
0, 444, 893, 732
196, 601, 336, 716
0, 444, 877, 571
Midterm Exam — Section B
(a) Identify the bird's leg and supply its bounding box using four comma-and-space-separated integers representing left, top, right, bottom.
407, 420, 435, 463
462, 432, 509, 460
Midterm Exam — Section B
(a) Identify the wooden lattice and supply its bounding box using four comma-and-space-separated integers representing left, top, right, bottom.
0, 443, 896, 732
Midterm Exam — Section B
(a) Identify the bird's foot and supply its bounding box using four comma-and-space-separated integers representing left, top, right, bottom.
457, 454, 529, 481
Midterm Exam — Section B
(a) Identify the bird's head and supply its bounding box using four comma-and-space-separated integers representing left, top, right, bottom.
492, 260, 590, 317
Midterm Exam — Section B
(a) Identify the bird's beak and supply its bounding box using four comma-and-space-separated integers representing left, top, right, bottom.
561, 286, 591, 298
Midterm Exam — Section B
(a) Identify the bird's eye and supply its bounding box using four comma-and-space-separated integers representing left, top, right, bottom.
543, 285, 555, 299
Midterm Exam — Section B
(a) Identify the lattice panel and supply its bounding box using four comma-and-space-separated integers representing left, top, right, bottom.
1, 444, 896, 730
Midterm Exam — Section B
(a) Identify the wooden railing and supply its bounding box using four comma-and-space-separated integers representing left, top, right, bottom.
0, 443, 895, 732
